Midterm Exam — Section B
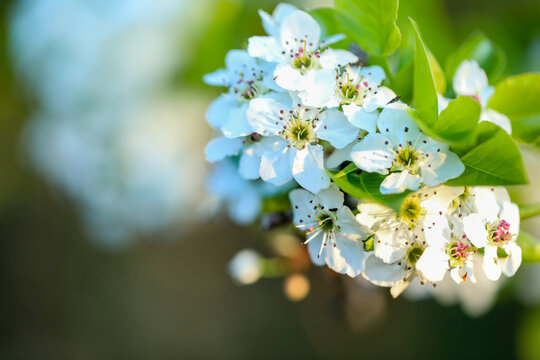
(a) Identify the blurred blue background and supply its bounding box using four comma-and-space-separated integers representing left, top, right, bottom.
1, 0, 539, 358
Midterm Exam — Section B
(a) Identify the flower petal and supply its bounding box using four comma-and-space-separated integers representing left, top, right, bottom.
291, 145, 330, 193
225, 49, 258, 77
325, 236, 367, 277
259, 3, 298, 38
228, 185, 261, 224
203, 68, 229, 87
289, 187, 316, 225
374, 226, 409, 264
273, 63, 306, 91
363, 86, 397, 112
358, 65, 386, 85
325, 141, 355, 169
324, 207, 371, 277
453, 60, 488, 96
463, 213, 489, 248
206, 94, 236, 128
307, 236, 328, 266
222, 103, 252, 138
350, 133, 393, 174
423, 147, 465, 186
416, 246, 449, 283
479, 86, 495, 106
483, 245, 502, 281
437, 94, 450, 114
376, 107, 420, 146
205, 137, 243, 162
316, 109, 359, 149
298, 69, 339, 107
356, 202, 391, 229
259, 144, 293, 186
247, 36, 284, 63
380, 171, 421, 194
450, 265, 470, 285
318, 48, 358, 69
280, 10, 320, 53
316, 183, 344, 209
500, 241, 522, 277
336, 206, 372, 240
362, 255, 407, 287
500, 201, 520, 237
421, 186, 464, 214
481, 109, 512, 135
323, 33, 346, 46
238, 147, 261, 180
342, 104, 378, 133
470, 187, 500, 223
246, 97, 288, 135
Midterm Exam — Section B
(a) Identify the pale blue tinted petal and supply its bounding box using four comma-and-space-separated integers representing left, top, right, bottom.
316, 109, 359, 149
205, 137, 243, 162
350, 133, 393, 174
291, 145, 330, 193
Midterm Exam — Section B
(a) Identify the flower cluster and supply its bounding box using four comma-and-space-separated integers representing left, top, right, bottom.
356, 186, 521, 296
205, 3, 525, 299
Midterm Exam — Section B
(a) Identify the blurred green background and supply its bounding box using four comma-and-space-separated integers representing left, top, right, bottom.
1, 0, 540, 359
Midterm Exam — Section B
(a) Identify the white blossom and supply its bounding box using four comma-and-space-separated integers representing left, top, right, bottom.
299, 65, 396, 134
405, 256, 503, 317
416, 209, 480, 286
201, 2, 529, 309
203, 49, 283, 138
246, 94, 358, 193
290, 184, 371, 277
248, 9, 357, 92
205, 134, 276, 180
440, 60, 511, 134
358, 186, 464, 296
258, 3, 299, 39
350, 107, 465, 194
462, 187, 522, 280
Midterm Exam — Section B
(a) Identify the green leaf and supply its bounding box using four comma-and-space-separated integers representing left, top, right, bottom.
332, 162, 359, 178
410, 18, 438, 128
428, 51, 446, 94
488, 73, 540, 146
517, 231, 540, 263
389, 22, 444, 102
392, 61, 413, 103
388, 34, 414, 103
434, 96, 481, 145
445, 32, 506, 83
445, 122, 529, 186
512, 115, 540, 147
334, 0, 401, 56
488, 73, 540, 119
328, 166, 409, 212
520, 203, 540, 220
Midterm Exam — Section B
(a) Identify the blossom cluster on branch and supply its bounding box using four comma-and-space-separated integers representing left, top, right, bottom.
205, 2, 538, 299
